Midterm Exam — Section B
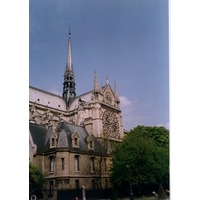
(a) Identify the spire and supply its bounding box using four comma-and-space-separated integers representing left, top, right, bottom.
66, 28, 73, 72
63, 29, 76, 105
114, 80, 119, 99
114, 80, 120, 108
106, 74, 109, 85
94, 70, 98, 90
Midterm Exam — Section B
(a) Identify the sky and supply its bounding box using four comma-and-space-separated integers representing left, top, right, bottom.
29, 0, 169, 131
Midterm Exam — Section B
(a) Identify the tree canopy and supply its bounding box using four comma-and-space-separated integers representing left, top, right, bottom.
29, 163, 46, 198
111, 126, 169, 192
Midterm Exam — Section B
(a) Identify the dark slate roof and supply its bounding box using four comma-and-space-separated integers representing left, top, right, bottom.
56, 122, 88, 150
29, 123, 48, 153
56, 122, 104, 153
29, 122, 105, 154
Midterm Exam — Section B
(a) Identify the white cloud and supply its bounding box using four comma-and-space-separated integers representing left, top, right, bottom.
156, 122, 170, 130
119, 96, 132, 108
165, 122, 170, 130
119, 96, 135, 130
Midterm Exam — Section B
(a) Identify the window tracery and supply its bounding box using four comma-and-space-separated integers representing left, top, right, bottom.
104, 91, 112, 104
102, 110, 120, 139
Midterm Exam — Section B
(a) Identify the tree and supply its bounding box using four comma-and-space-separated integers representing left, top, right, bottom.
111, 126, 169, 196
131, 126, 169, 148
29, 163, 46, 198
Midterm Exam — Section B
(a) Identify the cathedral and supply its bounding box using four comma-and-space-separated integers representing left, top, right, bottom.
29, 31, 124, 200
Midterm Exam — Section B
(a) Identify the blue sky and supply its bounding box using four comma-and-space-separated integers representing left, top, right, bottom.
29, 0, 169, 130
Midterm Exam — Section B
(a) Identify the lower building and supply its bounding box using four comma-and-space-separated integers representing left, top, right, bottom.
30, 121, 115, 200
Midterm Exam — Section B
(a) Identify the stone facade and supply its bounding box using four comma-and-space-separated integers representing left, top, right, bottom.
29, 32, 124, 200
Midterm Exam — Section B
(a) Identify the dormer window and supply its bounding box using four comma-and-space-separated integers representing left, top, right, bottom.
52, 138, 55, 146
50, 136, 57, 148
71, 131, 80, 148
89, 141, 93, 149
87, 134, 95, 150
74, 138, 78, 146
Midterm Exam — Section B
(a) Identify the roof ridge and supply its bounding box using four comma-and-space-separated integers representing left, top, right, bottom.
29, 122, 46, 128
60, 121, 87, 129
29, 85, 63, 98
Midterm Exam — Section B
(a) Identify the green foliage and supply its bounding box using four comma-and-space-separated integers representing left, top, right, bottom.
29, 163, 46, 197
111, 126, 169, 189
129, 126, 169, 148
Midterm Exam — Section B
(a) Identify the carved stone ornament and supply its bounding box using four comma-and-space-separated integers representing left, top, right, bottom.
104, 91, 112, 104
102, 110, 120, 139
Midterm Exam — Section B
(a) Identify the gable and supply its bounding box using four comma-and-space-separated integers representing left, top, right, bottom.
102, 85, 115, 105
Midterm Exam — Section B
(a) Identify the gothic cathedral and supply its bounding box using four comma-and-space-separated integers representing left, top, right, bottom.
29, 31, 124, 200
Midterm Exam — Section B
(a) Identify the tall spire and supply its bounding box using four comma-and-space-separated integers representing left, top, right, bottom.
63, 29, 76, 105
94, 70, 98, 90
114, 80, 119, 98
66, 28, 73, 72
